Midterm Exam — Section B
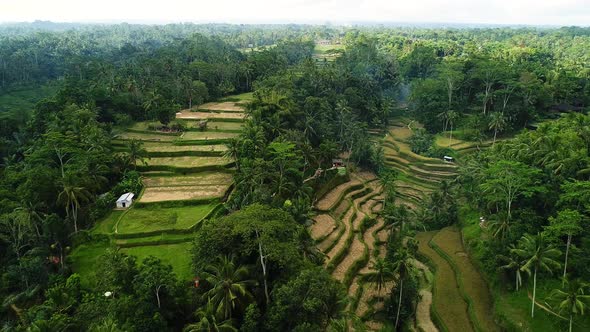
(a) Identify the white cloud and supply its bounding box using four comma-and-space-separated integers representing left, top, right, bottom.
0, 0, 588, 25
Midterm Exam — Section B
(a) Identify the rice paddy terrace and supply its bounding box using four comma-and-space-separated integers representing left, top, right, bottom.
311, 171, 390, 329
310, 119, 499, 330
376, 119, 499, 332
70, 94, 250, 283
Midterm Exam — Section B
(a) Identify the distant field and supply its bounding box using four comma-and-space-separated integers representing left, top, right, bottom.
147, 156, 229, 167
140, 185, 229, 202
116, 132, 178, 141
220, 92, 253, 102
143, 172, 233, 187
116, 204, 217, 234
201, 121, 244, 131
0, 82, 59, 112
176, 111, 246, 120
182, 131, 238, 140
198, 101, 244, 112
142, 143, 227, 153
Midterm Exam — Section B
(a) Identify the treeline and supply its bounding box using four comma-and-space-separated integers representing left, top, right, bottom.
227, 35, 397, 210
391, 27, 590, 139
458, 113, 590, 328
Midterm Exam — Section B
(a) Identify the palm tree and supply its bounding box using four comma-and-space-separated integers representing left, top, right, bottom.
499, 245, 524, 291
446, 110, 459, 145
384, 205, 411, 234
488, 212, 511, 241
391, 248, 417, 329
549, 279, 590, 332
184, 298, 237, 332
511, 233, 562, 317
361, 258, 395, 296
379, 170, 397, 210
295, 227, 325, 265
57, 177, 92, 233
126, 139, 148, 169
488, 112, 507, 146
223, 138, 240, 171
202, 255, 255, 320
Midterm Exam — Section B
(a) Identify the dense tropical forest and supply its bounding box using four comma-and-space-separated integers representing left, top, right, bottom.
1, 22, 589, 331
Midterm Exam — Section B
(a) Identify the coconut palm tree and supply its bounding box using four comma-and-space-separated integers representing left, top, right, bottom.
488, 112, 507, 146
499, 244, 524, 291
549, 279, 590, 332
184, 298, 237, 332
126, 139, 148, 169
57, 177, 92, 233
391, 247, 417, 328
360, 258, 395, 296
511, 233, 562, 317
446, 110, 459, 145
295, 227, 324, 265
223, 138, 240, 171
202, 255, 255, 320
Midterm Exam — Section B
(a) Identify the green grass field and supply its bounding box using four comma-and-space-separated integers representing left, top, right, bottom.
146, 156, 229, 167
182, 131, 238, 140
116, 204, 217, 234
92, 210, 124, 235
0, 83, 59, 112
121, 242, 194, 281
69, 241, 112, 288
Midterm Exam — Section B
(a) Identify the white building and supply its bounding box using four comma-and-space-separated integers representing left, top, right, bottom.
116, 193, 134, 209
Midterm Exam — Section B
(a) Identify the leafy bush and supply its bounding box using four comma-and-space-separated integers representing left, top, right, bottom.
426, 146, 455, 159
408, 128, 433, 154
113, 113, 133, 127
112, 171, 143, 197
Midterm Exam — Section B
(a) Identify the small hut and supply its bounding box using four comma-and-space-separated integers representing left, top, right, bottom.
443, 156, 454, 163
116, 193, 134, 209
332, 159, 345, 168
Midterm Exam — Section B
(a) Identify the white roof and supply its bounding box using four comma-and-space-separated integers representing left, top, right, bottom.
116, 192, 134, 202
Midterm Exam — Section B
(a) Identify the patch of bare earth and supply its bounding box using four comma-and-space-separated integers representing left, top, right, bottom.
140, 185, 229, 202
417, 290, 437, 332
198, 101, 244, 112
176, 111, 245, 120
310, 214, 336, 240
316, 180, 361, 211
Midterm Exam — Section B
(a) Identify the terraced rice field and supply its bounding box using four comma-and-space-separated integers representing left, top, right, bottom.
71, 94, 248, 281
176, 110, 246, 120
311, 174, 390, 329
182, 131, 239, 140
145, 156, 230, 167
142, 143, 228, 153
377, 120, 498, 332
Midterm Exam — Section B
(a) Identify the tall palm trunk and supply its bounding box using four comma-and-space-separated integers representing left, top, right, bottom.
395, 278, 403, 329
563, 234, 571, 286
531, 267, 537, 318
569, 314, 573, 332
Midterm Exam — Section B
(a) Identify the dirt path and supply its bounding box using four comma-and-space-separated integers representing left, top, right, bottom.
433, 227, 500, 332
416, 231, 473, 332
412, 259, 438, 332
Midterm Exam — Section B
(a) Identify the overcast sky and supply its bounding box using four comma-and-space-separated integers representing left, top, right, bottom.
0, 0, 589, 26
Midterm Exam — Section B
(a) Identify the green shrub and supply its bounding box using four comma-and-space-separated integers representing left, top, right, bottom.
408, 128, 434, 154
